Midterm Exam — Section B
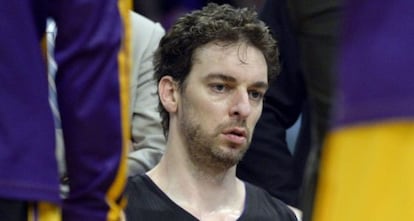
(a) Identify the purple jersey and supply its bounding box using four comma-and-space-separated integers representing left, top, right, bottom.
0, 1, 130, 220
312, 1, 414, 220
333, 0, 414, 127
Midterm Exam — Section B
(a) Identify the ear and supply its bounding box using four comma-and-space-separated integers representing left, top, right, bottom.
158, 76, 179, 113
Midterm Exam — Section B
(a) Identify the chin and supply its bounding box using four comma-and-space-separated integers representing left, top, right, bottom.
213, 146, 247, 165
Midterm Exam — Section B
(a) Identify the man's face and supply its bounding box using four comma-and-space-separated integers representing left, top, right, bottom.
177, 41, 268, 170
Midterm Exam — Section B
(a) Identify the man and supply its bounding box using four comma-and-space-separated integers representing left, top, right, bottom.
125, 3, 297, 221
0, 1, 130, 220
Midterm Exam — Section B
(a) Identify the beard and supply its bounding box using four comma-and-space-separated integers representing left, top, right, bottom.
179, 110, 250, 172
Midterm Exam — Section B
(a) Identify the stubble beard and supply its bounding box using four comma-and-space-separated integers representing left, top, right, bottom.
180, 112, 249, 173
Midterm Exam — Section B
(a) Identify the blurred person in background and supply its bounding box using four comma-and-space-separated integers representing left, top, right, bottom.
310, 1, 414, 221
0, 1, 131, 220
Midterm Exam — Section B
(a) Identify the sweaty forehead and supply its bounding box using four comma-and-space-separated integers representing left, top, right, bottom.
188, 41, 268, 85
192, 41, 247, 62
192, 41, 267, 69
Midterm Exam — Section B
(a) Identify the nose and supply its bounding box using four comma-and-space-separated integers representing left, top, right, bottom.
229, 90, 251, 120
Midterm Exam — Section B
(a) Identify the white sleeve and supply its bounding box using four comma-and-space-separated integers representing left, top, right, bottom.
128, 11, 166, 175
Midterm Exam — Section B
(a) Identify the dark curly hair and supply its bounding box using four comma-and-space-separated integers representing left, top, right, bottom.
153, 3, 280, 136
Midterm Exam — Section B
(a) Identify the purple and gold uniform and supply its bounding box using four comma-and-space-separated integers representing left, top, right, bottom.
0, 1, 130, 220
311, 1, 414, 221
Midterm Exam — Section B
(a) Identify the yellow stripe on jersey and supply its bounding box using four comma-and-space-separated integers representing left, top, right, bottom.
106, 0, 131, 221
40, 34, 48, 65
28, 202, 61, 221
312, 120, 414, 221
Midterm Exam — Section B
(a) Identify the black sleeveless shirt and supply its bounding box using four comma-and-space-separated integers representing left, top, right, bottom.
125, 174, 297, 221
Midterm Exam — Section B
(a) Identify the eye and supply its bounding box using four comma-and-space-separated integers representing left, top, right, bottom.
248, 90, 264, 101
210, 83, 228, 93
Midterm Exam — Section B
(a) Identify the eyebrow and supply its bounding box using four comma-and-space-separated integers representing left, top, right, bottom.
205, 73, 237, 83
204, 73, 269, 90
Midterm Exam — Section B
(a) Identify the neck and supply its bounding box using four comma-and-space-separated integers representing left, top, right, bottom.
147, 138, 245, 219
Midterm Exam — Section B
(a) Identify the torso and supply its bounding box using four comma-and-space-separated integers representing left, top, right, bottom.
125, 174, 297, 221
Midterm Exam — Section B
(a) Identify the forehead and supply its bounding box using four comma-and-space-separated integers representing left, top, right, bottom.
189, 41, 268, 83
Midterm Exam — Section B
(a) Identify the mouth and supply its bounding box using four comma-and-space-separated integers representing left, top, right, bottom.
222, 127, 248, 145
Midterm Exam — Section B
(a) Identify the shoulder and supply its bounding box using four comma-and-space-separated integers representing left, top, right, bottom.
243, 182, 298, 221
129, 11, 165, 60
126, 174, 147, 196
126, 174, 171, 206
125, 174, 157, 220
125, 174, 196, 221
130, 11, 165, 37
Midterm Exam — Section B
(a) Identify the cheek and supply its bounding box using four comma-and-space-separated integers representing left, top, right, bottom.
184, 98, 221, 125
198, 98, 227, 117
199, 104, 228, 133
201, 106, 223, 128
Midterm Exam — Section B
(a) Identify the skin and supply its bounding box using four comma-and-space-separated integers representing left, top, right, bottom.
148, 41, 268, 220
